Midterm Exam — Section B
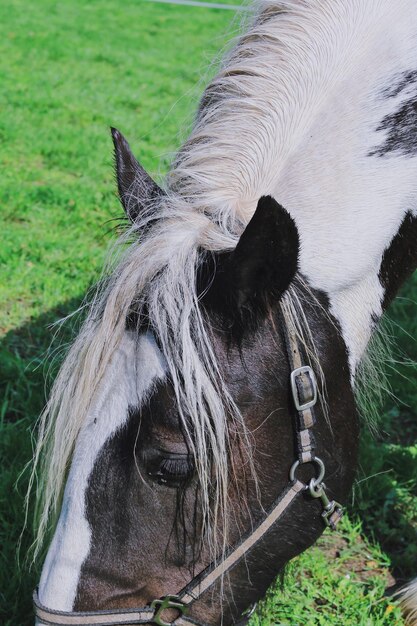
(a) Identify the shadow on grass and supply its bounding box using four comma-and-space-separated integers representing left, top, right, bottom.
1, 297, 84, 626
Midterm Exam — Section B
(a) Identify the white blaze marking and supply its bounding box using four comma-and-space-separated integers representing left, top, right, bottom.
38, 331, 166, 612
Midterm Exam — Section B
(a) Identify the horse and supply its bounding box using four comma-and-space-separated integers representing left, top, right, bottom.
32, 1, 417, 624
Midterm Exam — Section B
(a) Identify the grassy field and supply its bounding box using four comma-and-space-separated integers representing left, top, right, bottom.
1, 0, 416, 624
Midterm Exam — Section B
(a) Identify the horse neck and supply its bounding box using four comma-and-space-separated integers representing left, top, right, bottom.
262, 1, 417, 373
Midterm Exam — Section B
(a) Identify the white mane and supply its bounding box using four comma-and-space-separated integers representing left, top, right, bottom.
32, 0, 417, 579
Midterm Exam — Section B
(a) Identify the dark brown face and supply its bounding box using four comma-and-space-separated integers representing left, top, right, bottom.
74, 284, 359, 626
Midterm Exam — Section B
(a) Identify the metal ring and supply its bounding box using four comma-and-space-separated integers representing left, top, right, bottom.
289, 456, 326, 485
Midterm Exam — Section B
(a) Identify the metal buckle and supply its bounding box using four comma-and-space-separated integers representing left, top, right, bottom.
308, 479, 344, 531
290, 365, 317, 411
151, 595, 188, 626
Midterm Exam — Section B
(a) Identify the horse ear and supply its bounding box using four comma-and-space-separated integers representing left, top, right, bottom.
201, 196, 299, 331
111, 127, 164, 222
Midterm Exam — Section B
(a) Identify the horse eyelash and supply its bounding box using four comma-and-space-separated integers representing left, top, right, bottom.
159, 457, 194, 478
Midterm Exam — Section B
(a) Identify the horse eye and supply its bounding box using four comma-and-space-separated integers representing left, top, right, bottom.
147, 455, 194, 488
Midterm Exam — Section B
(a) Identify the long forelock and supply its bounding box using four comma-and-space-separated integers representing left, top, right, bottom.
30, 189, 248, 558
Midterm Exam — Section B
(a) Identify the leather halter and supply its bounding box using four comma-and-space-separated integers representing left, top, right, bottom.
34, 307, 343, 626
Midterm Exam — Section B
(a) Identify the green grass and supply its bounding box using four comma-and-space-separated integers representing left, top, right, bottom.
251, 517, 405, 626
0, 1, 416, 624
0, 0, 243, 332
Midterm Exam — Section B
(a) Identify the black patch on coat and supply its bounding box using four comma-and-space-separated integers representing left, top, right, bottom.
380, 70, 417, 100
379, 211, 417, 310
369, 71, 417, 157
